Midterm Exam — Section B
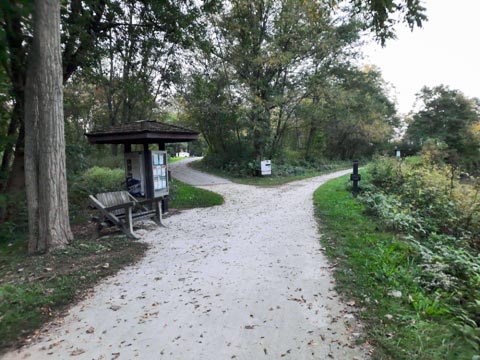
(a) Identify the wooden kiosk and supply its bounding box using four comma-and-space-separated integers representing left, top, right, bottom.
85, 121, 199, 237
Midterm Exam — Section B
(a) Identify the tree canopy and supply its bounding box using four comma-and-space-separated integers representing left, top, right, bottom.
0, 0, 431, 253
406, 85, 480, 168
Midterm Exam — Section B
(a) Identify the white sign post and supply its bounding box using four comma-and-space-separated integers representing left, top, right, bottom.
261, 160, 271, 176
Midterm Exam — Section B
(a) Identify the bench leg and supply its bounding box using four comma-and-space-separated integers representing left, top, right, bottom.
124, 206, 140, 239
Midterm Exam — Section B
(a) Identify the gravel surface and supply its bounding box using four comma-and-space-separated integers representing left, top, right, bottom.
169, 157, 231, 185
3, 161, 369, 360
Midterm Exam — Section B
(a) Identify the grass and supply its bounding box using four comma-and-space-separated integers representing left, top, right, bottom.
314, 174, 476, 360
169, 178, 224, 209
0, 173, 222, 353
0, 233, 147, 352
168, 156, 187, 163
190, 160, 351, 186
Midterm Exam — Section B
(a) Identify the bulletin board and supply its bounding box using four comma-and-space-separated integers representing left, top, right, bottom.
152, 151, 168, 196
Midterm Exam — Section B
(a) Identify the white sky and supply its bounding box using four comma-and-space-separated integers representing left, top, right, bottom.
361, 0, 480, 115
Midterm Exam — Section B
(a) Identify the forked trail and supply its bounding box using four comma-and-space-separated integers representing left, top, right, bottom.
4, 159, 368, 359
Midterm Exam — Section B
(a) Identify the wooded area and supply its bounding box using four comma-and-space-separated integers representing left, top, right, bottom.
1, 0, 477, 256
1, 1, 480, 357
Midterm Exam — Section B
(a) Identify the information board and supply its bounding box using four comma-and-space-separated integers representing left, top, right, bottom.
152, 151, 168, 196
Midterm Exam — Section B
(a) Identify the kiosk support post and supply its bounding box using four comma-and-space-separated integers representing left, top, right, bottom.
143, 144, 154, 200
157, 142, 168, 213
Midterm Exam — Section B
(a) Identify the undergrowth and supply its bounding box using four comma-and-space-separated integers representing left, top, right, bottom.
0, 235, 147, 352
314, 173, 479, 359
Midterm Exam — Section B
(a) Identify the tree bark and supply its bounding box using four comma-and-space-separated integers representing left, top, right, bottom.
25, 0, 73, 254
305, 124, 317, 161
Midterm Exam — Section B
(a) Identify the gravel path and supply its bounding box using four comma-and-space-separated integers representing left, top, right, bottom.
169, 157, 231, 185
3, 161, 368, 360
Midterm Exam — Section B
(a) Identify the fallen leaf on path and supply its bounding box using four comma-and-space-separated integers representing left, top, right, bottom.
70, 348, 85, 356
288, 297, 306, 303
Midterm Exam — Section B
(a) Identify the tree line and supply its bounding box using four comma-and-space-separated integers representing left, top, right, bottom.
0, 0, 453, 254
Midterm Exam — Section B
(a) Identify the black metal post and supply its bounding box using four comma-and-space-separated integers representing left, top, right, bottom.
143, 143, 154, 200
350, 160, 361, 197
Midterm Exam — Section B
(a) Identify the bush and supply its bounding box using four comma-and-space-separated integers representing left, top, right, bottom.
69, 167, 125, 222
360, 156, 480, 350
72, 167, 125, 196
361, 192, 427, 235
363, 156, 479, 244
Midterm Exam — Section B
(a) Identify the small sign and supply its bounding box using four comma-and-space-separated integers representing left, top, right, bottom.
261, 160, 271, 176
396, 150, 401, 158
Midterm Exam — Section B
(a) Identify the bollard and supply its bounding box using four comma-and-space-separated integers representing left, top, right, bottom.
350, 160, 361, 197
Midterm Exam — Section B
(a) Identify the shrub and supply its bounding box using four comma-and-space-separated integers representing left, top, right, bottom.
361, 155, 480, 350
72, 167, 125, 196
69, 167, 125, 222
413, 240, 480, 349
361, 192, 427, 235
364, 156, 479, 243
367, 155, 405, 191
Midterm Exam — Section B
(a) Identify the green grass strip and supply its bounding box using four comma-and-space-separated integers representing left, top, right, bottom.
169, 179, 223, 209
168, 156, 187, 163
190, 160, 350, 186
0, 236, 147, 352
314, 174, 476, 360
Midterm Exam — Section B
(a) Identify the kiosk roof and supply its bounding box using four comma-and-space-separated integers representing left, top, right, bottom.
85, 120, 199, 144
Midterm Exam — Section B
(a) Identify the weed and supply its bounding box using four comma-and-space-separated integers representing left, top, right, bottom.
314, 175, 477, 359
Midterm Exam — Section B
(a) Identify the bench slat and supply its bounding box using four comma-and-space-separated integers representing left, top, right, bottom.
90, 191, 163, 239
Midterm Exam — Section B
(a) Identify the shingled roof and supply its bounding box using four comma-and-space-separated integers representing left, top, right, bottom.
85, 120, 199, 144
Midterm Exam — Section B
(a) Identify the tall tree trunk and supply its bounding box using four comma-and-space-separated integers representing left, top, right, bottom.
25, 0, 73, 254
305, 123, 317, 161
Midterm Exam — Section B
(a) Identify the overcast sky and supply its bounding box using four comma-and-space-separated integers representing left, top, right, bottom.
361, 0, 480, 115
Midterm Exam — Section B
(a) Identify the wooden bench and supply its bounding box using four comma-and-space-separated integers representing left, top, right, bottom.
89, 191, 163, 239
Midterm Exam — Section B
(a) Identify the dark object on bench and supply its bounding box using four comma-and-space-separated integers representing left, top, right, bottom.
89, 191, 163, 239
